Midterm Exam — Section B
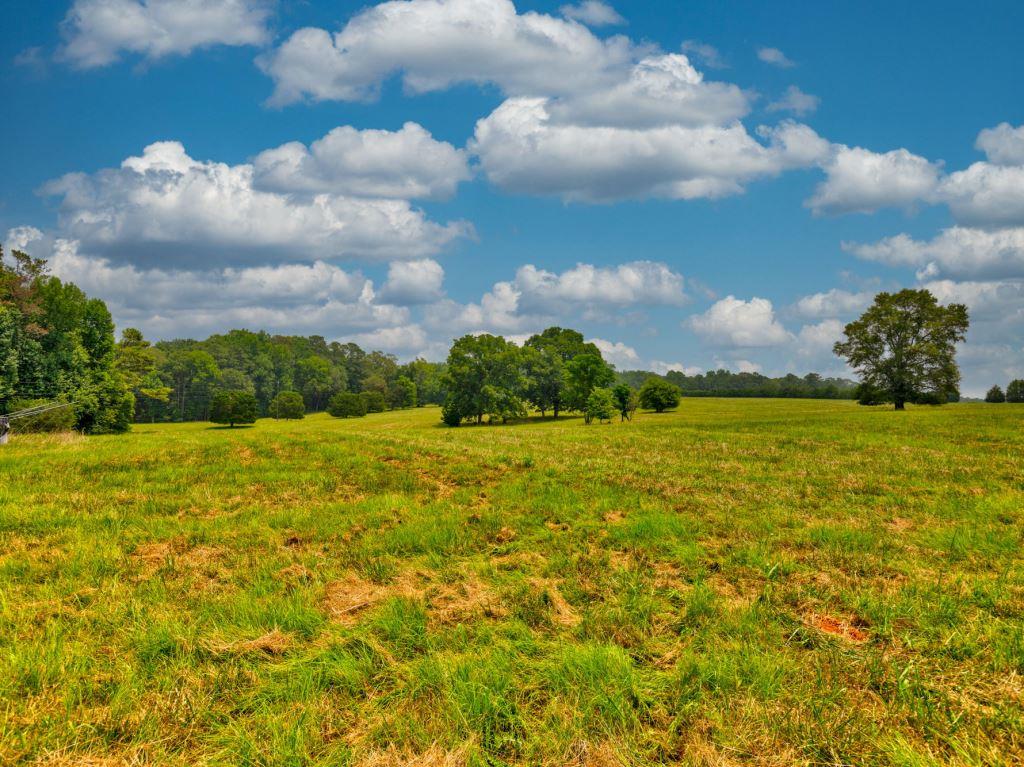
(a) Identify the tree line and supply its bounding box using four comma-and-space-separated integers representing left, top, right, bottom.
985, 380, 1024, 403
126, 329, 446, 423
1, 246, 133, 432
615, 369, 858, 399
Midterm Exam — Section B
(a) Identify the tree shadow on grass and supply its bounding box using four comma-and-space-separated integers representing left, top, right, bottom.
206, 424, 256, 430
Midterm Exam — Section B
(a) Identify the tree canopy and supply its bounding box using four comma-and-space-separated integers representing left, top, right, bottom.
638, 377, 682, 413
833, 289, 969, 410
209, 390, 258, 427
1, 246, 133, 433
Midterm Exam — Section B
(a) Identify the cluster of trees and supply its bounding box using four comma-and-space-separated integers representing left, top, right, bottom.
1, 246, 133, 432
121, 329, 445, 423
985, 380, 1024, 403
439, 327, 684, 426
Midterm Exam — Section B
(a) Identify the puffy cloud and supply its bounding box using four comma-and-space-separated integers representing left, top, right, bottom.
794, 318, 844, 356
378, 259, 445, 305
976, 122, 1024, 166
559, 1, 624, 26
921, 278, 1024, 324
687, 296, 793, 348
252, 122, 470, 200
846, 227, 1024, 280
514, 261, 687, 312
650, 360, 701, 376
792, 288, 873, 319
58, 0, 272, 69
425, 260, 686, 335
680, 40, 726, 70
4, 234, 417, 342
937, 162, 1024, 228
545, 54, 750, 129
766, 85, 819, 116
807, 145, 942, 215
757, 47, 795, 68
259, 0, 638, 106
40, 140, 471, 268
472, 98, 828, 202
350, 324, 430, 352
590, 338, 639, 367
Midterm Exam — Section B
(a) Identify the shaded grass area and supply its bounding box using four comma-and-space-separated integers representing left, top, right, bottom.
1, 400, 1022, 765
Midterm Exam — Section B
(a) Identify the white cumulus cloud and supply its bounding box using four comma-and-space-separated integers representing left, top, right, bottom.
59, 0, 273, 69
40, 140, 471, 268
252, 122, 471, 200
560, 1, 624, 26
687, 296, 793, 348
757, 47, 795, 68
807, 145, 942, 215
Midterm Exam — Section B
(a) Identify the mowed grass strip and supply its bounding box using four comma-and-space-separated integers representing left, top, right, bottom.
0, 399, 1022, 766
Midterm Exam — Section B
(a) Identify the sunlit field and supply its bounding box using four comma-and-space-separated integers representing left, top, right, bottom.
1, 400, 1022, 766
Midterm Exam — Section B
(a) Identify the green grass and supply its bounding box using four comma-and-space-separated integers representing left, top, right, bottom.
1, 400, 1022, 766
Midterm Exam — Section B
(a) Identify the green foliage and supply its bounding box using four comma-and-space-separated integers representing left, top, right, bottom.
523, 327, 600, 417
566, 353, 614, 412
0, 247, 132, 432
834, 289, 969, 410
390, 375, 417, 409
584, 387, 616, 424
328, 392, 368, 418
638, 377, 681, 412
1006, 379, 1024, 403
5, 398, 76, 432
986, 385, 1006, 403
268, 391, 305, 419
611, 383, 638, 422
209, 390, 258, 427
442, 334, 526, 426
361, 390, 387, 413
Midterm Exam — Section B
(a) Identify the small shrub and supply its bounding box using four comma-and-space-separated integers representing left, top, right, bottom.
985, 385, 1006, 403
5, 399, 76, 433
361, 390, 387, 413
584, 388, 616, 425
268, 391, 305, 419
209, 390, 258, 427
328, 392, 367, 418
638, 378, 681, 413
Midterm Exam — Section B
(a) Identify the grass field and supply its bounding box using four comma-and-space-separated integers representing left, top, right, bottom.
1, 400, 1022, 766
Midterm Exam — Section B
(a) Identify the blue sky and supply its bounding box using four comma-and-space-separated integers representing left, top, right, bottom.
3, 0, 1023, 394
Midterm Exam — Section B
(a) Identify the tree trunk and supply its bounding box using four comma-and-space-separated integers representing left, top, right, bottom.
894, 400, 905, 411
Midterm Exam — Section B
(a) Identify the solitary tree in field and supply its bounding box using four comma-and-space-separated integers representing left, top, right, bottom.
833, 289, 968, 410
566, 353, 614, 412
985, 385, 1006, 403
1006, 379, 1024, 403
209, 390, 258, 427
638, 377, 682, 412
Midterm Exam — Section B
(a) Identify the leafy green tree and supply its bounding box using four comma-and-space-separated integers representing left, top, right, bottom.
584, 388, 616, 424
390, 375, 417, 409
116, 329, 170, 409
985, 385, 1006, 403
328, 392, 368, 418
566, 353, 614, 412
209, 390, 258, 427
833, 289, 969, 410
611, 383, 638, 422
442, 334, 525, 426
362, 390, 387, 413
0, 306, 19, 403
639, 377, 682, 412
521, 344, 566, 417
1006, 379, 1024, 403
524, 327, 600, 417
165, 349, 220, 421
268, 390, 305, 419
295, 355, 336, 412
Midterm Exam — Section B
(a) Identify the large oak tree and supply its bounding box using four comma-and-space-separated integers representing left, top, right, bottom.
833, 289, 969, 410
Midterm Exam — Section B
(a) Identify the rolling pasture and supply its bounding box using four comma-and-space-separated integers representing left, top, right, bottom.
1, 400, 1022, 766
